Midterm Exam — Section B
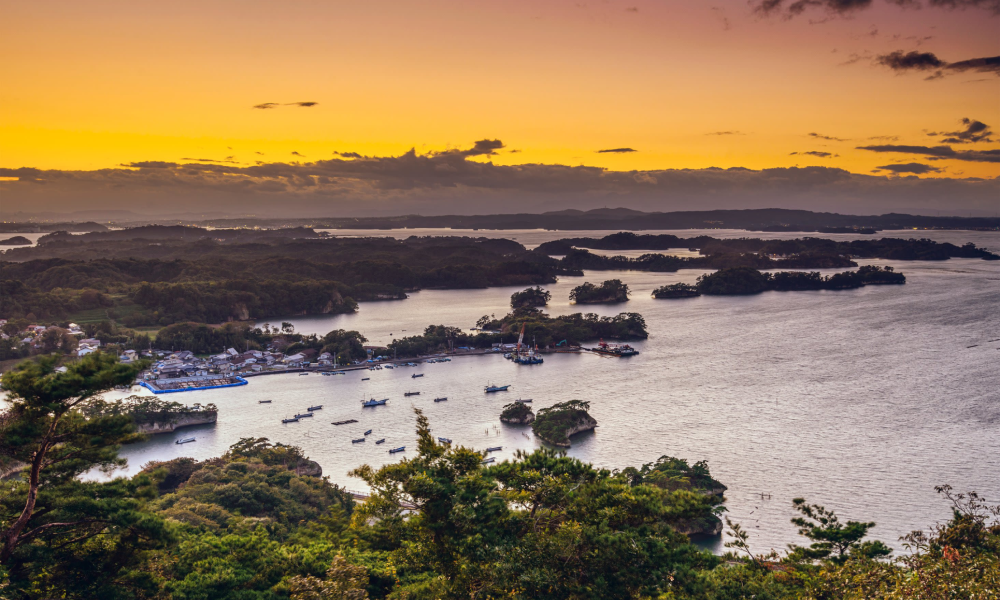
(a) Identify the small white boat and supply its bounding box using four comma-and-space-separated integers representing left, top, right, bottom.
481, 457, 495, 465
175, 437, 196, 444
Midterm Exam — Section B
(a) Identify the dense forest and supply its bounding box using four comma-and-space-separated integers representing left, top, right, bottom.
694, 265, 905, 296
569, 279, 631, 303
538, 231, 999, 261
2, 354, 997, 599
387, 309, 648, 357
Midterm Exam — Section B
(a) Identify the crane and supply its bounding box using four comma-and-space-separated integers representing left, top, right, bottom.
516, 323, 526, 353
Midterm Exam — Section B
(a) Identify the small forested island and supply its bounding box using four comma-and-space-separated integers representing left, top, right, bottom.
695, 265, 905, 295
621, 456, 728, 536
510, 285, 551, 308
84, 395, 218, 434
500, 402, 535, 424
0, 236, 32, 246
569, 278, 630, 303
531, 399, 598, 447
652, 282, 701, 298
388, 309, 648, 357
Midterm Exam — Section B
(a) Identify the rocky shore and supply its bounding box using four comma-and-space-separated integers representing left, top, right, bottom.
134, 410, 218, 434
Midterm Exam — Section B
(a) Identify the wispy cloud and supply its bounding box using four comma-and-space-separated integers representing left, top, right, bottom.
857, 144, 1000, 162
875, 162, 942, 174
875, 51, 1000, 79
253, 101, 320, 109
596, 147, 637, 153
753, 0, 1000, 18
809, 132, 849, 142
790, 151, 839, 157
927, 118, 994, 143
707, 131, 746, 136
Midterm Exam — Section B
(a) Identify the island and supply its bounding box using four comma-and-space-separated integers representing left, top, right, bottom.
694, 265, 905, 295
0, 236, 32, 246
652, 283, 701, 299
86, 396, 217, 434
569, 279, 630, 304
510, 286, 551, 308
500, 402, 535, 424
621, 456, 728, 537
531, 400, 597, 447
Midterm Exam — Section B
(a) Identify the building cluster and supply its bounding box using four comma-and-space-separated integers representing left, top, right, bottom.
0, 320, 102, 356
141, 347, 340, 381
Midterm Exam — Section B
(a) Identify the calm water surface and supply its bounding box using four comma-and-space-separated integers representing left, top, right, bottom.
95, 226, 1000, 553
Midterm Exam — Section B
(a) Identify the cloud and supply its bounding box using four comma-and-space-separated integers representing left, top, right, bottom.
754, 0, 1000, 16
707, 131, 745, 136
857, 144, 1000, 162
2, 140, 998, 218
291, 151, 305, 157
790, 151, 839, 157
875, 162, 942, 174
335, 151, 364, 159
876, 51, 1000, 78
180, 157, 240, 164
596, 147, 637, 153
254, 101, 320, 109
121, 161, 179, 169
809, 132, 849, 142
930, 118, 994, 144
868, 135, 901, 141
625, 6, 639, 12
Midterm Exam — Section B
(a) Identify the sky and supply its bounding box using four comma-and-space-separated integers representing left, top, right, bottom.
1, 0, 998, 218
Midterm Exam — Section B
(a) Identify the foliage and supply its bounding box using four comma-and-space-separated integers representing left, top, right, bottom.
696, 265, 905, 295
652, 282, 701, 298
0, 352, 170, 597
388, 311, 648, 357
510, 285, 551, 308
500, 402, 533, 422
786, 498, 893, 564
84, 395, 217, 427
531, 400, 596, 446
569, 278, 630, 303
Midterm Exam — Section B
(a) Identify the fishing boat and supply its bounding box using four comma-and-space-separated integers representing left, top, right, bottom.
481, 457, 495, 464
364, 429, 373, 435
384, 364, 394, 369
352, 438, 365, 443
514, 398, 533, 404
433, 397, 448, 402
484, 384, 510, 393
389, 446, 405, 454
258, 400, 272, 404
362, 398, 389, 407
438, 437, 452, 444
404, 391, 420, 397
294, 413, 314, 418
513, 353, 543, 365
485, 446, 502, 452
282, 417, 299, 423
175, 437, 196, 444
375, 438, 386, 444
591, 339, 639, 357
412, 373, 424, 378
361, 377, 370, 381
307, 405, 323, 411
331, 419, 359, 425
298, 372, 309, 376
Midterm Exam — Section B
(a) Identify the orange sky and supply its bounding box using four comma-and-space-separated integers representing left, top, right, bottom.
0, 0, 997, 216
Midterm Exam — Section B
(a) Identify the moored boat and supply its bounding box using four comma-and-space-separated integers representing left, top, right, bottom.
412, 373, 424, 378
514, 398, 532, 403
484, 384, 510, 393
438, 437, 452, 444
175, 437, 196, 444
375, 438, 386, 444
294, 413, 314, 418
307, 405, 323, 411
258, 400, 272, 404
364, 429, 372, 435
481, 457, 495, 464
389, 446, 405, 454
485, 446, 502, 452
362, 398, 389, 407
404, 391, 420, 397
591, 339, 639, 357
282, 417, 299, 423
352, 438, 365, 443
433, 397, 448, 402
